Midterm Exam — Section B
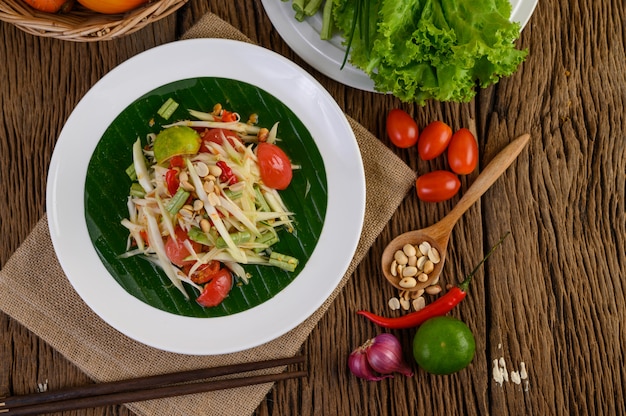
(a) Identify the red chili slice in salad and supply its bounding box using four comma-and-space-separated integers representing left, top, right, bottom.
220, 110, 238, 122
256, 142, 293, 190
165, 169, 179, 196
186, 261, 221, 284
164, 227, 202, 267
216, 160, 238, 185
196, 267, 233, 307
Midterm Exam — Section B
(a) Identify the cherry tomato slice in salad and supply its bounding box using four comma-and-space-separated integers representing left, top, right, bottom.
415, 170, 461, 202
257, 142, 293, 190
200, 128, 239, 150
169, 155, 185, 168
165, 227, 202, 267
386, 109, 419, 148
447, 128, 479, 175
418, 121, 453, 160
196, 267, 233, 308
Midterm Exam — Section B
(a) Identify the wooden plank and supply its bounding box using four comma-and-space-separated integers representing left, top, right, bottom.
0, 11, 177, 416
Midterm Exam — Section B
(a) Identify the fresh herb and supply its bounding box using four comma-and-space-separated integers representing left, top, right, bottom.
281, 0, 523, 103
331, 0, 527, 104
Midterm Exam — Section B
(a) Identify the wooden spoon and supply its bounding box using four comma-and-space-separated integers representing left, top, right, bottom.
381, 133, 531, 292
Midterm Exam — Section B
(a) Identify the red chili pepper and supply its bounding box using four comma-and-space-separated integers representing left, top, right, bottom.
185, 260, 222, 284
357, 286, 469, 329
216, 160, 238, 185
358, 233, 509, 329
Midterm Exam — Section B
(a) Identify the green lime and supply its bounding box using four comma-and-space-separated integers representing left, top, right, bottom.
412, 316, 476, 375
153, 126, 201, 164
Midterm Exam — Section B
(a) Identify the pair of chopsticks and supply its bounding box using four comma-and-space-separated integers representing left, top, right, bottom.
0, 355, 306, 415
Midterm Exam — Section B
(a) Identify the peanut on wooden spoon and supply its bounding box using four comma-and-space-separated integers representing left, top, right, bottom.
382, 133, 530, 292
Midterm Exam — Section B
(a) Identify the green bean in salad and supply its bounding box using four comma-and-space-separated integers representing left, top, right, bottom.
120, 100, 299, 308
157, 97, 179, 120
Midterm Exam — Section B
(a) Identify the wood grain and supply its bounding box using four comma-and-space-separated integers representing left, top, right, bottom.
1, 0, 624, 415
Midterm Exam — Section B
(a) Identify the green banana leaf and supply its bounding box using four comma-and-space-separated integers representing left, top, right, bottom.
85, 77, 327, 318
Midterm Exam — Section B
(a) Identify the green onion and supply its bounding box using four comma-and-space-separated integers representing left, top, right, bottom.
341, 0, 363, 69
269, 251, 299, 272
165, 188, 190, 215
361, 0, 370, 59
157, 98, 179, 120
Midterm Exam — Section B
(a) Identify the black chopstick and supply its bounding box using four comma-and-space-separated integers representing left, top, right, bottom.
0, 356, 305, 415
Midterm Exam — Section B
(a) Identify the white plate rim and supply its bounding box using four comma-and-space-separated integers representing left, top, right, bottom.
261, 0, 539, 92
46, 38, 366, 355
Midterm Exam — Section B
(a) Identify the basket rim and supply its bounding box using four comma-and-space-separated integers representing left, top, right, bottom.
0, 0, 189, 41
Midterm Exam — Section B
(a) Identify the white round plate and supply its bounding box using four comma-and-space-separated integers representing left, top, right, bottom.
47, 38, 365, 355
261, 0, 538, 92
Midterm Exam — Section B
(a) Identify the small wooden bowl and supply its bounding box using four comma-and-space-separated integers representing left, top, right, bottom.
0, 0, 188, 42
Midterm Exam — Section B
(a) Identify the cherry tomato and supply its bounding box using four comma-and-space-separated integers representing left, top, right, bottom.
386, 109, 419, 148
165, 169, 179, 195
169, 155, 185, 168
77, 0, 148, 14
22, 0, 69, 13
418, 121, 453, 160
199, 128, 239, 151
134, 230, 149, 248
187, 260, 221, 284
447, 128, 478, 175
415, 170, 461, 202
196, 268, 233, 307
257, 142, 293, 190
165, 227, 202, 267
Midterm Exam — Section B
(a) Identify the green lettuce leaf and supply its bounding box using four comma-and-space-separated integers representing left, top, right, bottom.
333, 0, 527, 104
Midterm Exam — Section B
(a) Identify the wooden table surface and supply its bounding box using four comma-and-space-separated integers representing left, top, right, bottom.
1, 0, 624, 415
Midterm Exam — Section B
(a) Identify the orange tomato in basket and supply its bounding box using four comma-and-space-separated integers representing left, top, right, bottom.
77, 0, 149, 14
22, 0, 72, 13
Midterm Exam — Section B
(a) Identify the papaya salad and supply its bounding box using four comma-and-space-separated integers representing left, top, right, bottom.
120, 101, 299, 308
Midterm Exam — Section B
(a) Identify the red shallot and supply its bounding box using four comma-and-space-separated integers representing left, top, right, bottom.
348, 333, 414, 381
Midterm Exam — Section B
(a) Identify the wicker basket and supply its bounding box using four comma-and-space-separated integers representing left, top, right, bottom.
0, 0, 188, 41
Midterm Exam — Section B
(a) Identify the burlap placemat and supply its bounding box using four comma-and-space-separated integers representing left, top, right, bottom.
0, 13, 416, 416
